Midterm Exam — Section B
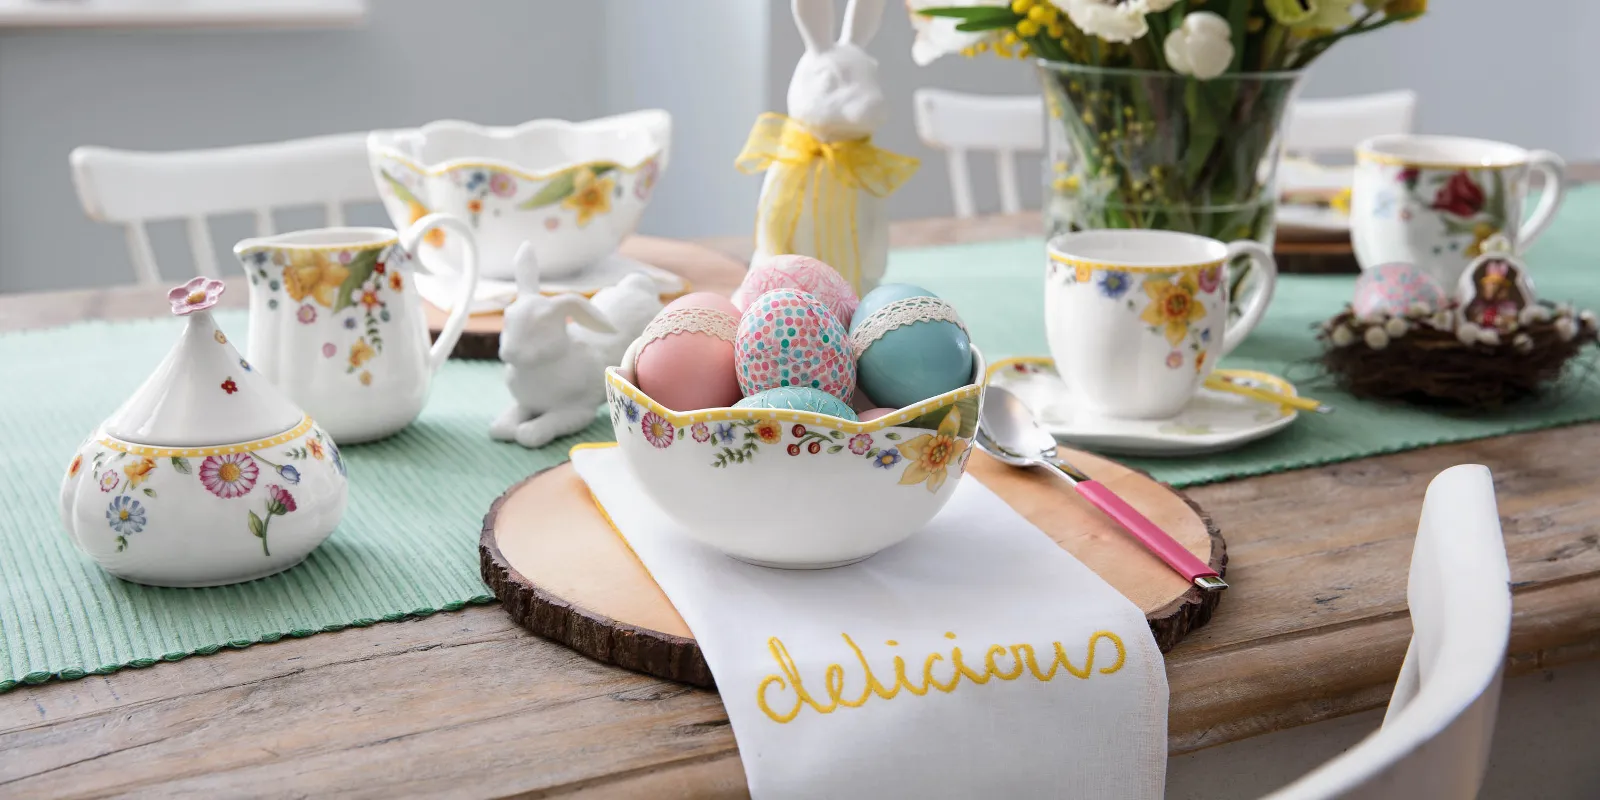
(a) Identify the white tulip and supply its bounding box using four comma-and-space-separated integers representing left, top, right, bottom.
1066, 0, 1150, 44
906, 0, 1007, 65
1164, 11, 1234, 80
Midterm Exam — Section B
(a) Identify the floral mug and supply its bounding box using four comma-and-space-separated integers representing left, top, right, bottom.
1351, 134, 1566, 287
233, 216, 480, 443
1044, 230, 1278, 420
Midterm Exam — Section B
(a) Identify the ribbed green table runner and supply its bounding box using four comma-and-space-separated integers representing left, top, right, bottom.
4, 188, 1599, 691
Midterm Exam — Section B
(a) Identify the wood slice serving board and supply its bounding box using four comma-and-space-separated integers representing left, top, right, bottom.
427, 235, 748, 360
480, 449, 1226, 688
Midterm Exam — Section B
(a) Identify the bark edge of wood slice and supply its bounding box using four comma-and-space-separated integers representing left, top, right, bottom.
480, 451, 1226, 689
428, 235, 748, 360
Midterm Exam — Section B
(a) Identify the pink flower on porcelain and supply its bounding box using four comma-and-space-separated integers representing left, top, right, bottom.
489, 172, 517, 198
199, 453, 259, 499
168, 277, 225, 316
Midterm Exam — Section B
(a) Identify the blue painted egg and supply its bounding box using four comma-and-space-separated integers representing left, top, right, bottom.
735, 289, 856, 403
734, 387, 859, 420
849, 284, 972, 410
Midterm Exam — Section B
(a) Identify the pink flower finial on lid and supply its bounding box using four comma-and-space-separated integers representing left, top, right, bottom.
168, 277, 226, 316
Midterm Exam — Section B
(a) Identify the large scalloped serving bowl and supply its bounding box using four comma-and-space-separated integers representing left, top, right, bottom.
367, 110, 670, 281
605, 346, 987, 569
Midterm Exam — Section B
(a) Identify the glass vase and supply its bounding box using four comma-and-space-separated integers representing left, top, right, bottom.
1038, 63, 1303, 299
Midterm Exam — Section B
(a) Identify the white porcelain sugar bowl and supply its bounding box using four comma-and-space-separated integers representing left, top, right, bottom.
59, 278, 349, 587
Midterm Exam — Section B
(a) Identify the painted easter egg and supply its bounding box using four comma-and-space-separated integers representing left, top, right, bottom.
732, 254, 859, 327
635, 292, 743, 411
735, 289, 856, 402
849, 284, 972, 410
1352, 263, 1447, 318
734, 387, 859, 420
858, 407, 897, 422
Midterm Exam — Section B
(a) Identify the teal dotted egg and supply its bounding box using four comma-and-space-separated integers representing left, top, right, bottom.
734, 387, 859, 420
850, 284, 972, 410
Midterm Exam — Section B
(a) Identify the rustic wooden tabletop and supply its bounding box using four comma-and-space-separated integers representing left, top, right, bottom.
3, 212, 1600, 798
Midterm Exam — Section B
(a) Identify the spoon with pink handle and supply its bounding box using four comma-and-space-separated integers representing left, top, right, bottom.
976, 385, 1227, 592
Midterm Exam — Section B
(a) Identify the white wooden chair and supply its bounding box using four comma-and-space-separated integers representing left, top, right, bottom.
69, 133, 378, 287
911, 88, 1044, 218
1266, 464, 1512, 799
1282, 90, 1417, 159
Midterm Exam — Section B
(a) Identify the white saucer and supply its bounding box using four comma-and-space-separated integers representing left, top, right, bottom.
985, 357, 1300, 456
416, 252, 689, 315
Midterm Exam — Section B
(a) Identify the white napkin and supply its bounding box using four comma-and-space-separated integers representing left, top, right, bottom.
415, 252, 688, 314
571, 446, 1167, 800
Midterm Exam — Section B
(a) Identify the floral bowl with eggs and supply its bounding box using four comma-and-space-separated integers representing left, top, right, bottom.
367, 110, 670, 282
605, 344, 988, 569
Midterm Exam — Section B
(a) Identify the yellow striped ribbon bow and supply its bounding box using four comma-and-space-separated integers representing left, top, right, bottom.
735, 112, 920, 291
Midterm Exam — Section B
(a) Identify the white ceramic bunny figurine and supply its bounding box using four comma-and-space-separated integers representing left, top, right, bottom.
738, 0, 919, 297
492, 243, 661, 449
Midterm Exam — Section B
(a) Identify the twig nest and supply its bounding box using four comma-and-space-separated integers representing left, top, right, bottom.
1316, 301, 1599, 410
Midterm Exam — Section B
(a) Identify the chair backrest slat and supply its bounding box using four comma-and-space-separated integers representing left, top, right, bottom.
1282, 90, 1418, 157
70, 132, 377, 286
913, 89, 1044, 219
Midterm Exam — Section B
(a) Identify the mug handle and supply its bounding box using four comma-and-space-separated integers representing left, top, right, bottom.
1518, 150, 1566, 248
1220, 241, 1279, 358
400, 212, 480, 375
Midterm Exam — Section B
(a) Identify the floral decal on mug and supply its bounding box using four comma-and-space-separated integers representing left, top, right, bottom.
1396, 167, 1509, 258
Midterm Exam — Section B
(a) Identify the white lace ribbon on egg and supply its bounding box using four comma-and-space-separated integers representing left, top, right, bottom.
850, 296, 968, 358
640, 306, 739, 344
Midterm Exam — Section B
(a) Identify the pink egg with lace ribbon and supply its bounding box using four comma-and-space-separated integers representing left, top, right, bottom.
732, 254, 859, 327
634, 293, 743, 412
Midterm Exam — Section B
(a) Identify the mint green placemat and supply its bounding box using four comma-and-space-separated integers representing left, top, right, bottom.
4, 188, 1599, 691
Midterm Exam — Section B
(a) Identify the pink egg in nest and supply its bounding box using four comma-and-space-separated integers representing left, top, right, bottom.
1353, 262, 1446, 318
732, 254, 859, 327
858, 408, 897, 422
735, 288, 856, 403
634, 292, 743, 412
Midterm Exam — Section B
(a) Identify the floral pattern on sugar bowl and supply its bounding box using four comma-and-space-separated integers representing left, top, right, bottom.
60, 418, 348, 587
367, 112, 671, 282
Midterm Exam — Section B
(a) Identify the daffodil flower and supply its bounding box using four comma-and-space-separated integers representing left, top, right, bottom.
1163, 11, 1235, 80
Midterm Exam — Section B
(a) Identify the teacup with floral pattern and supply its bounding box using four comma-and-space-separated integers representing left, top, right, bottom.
1351, 134, 1566, 288
1045, 230, 1278, 420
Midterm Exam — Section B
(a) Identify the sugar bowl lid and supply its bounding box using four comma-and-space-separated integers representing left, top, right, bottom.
102, 278, 306, 446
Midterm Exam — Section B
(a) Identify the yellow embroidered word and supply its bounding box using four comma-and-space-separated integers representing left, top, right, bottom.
756, 630, 1127, 724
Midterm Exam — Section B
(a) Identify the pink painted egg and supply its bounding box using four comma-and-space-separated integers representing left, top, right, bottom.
1353, 263, 1446, 318
735, 288, 855, 403
635, 292, 742, 412
859, 408, 896, 422
732, 254, 859, 327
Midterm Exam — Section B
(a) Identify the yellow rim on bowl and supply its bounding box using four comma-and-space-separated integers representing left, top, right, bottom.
605, 346, 988, 434
98, 416, 317, 458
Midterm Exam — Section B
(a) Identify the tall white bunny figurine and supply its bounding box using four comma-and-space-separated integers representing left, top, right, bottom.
737, 0, 919, 296
493, 242, 661, 449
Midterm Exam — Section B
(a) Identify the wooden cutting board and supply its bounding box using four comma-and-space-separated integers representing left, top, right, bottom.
479, 449, 1226, 688
426, 235, 749, 359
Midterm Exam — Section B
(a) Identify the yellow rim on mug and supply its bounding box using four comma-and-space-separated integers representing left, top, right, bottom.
373, 150, 662, 183
236, 238, 400, 256
1355, 150, 1527, 171
1048, 251, 1224, 275
603, 368, 986, 435
98, 416, 318, 458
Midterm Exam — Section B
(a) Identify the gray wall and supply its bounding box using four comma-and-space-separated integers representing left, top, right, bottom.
4, 0, 1588, 293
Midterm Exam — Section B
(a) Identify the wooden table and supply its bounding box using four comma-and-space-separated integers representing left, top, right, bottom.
4, 219, 1600, 798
